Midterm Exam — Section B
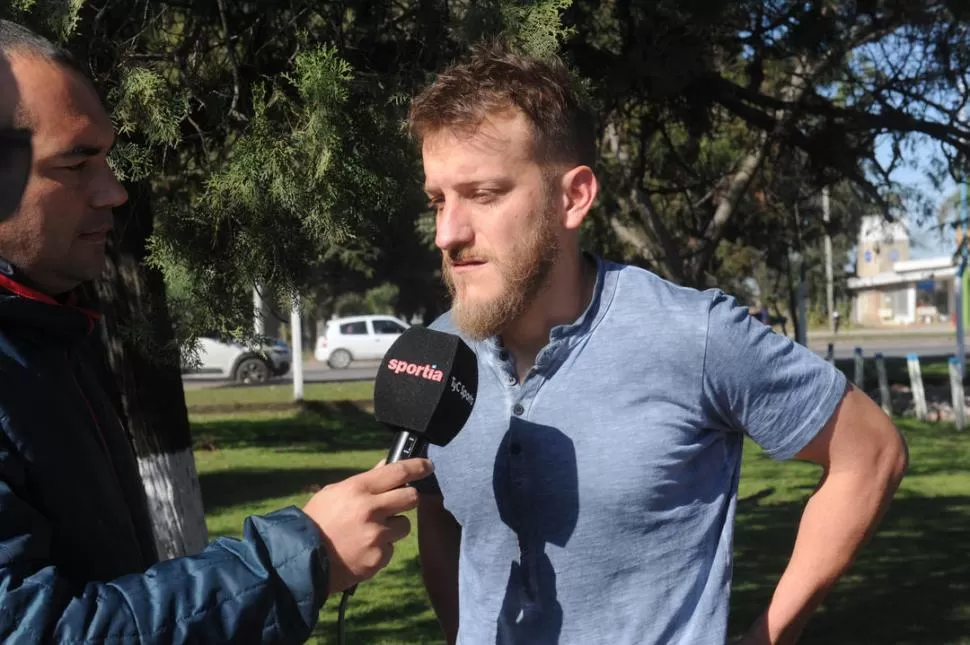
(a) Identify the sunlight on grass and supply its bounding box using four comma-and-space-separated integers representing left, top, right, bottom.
184, 381, 375, 409
191, 407, 970, 644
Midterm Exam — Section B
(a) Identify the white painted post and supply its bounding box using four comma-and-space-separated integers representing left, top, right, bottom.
907, 353, 928, 422
823, 186, 835, 333
253, 285, 265, 337
290, 295, 304, 402
949, 356, 965, 431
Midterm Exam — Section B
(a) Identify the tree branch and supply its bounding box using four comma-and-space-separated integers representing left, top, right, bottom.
215, 0, 245, 121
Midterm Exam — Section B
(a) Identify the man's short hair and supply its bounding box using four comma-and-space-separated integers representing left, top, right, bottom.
0, 19, 80, 70
0, 20, 85, 128
408, 42, 597, 169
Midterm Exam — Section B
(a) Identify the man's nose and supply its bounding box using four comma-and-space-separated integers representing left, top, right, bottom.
435, 202, 474, 252
91, 164, 129, 210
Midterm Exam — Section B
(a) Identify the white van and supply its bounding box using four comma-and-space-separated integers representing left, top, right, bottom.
314, 315, 410, 369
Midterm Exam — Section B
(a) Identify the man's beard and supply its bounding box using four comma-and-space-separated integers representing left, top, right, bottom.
442, 201, 560, 341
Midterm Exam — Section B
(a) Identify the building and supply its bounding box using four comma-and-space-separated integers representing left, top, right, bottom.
848, 215, 957, 326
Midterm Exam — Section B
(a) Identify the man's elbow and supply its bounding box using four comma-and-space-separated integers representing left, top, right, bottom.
875, 420, 908, 492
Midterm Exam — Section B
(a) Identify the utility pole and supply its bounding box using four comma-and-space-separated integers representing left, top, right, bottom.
253, 285, 264, 337
958, 179, 968, 380
958, 88, 969, 380
290, 295, 304, 402
823, 186, 835, 333
794, 202, 808, 346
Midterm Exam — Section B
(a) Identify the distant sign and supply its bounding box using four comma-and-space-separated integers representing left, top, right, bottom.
864, 250, 873, 263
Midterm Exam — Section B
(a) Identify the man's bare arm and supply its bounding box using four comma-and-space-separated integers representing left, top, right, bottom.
418, 493, 462, 645
741, 384, 908, 644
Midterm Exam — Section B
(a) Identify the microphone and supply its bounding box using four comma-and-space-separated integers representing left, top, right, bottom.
337, 326, 478, 645
373, 326, 478, 465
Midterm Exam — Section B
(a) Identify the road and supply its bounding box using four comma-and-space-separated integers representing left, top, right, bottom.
183, 335, 969, 389
181, 361, 382, 390
807, 336, 962, 360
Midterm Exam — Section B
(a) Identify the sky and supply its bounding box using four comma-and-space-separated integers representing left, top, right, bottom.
875, 135, 958, 261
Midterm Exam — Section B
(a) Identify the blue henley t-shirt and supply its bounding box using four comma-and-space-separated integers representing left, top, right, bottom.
427, 255, 848, 645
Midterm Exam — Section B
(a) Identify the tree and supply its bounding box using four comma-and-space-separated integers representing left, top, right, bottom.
3, 0, 573, 558
562, 0, 970, 289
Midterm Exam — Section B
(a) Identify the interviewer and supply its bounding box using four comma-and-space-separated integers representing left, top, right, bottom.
0, 20, 425, 644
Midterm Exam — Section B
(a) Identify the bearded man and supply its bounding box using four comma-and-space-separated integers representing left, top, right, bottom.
410, 43, 907, 645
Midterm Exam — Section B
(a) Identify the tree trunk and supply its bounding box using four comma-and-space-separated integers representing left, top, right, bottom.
786, 257, 802, 345
85, 180, 208, 560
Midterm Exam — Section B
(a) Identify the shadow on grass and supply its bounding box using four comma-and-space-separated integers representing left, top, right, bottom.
200, 467, 363, 513
730, 494, 970, 643
191, 402, 390, 453
313, 555, 444, 644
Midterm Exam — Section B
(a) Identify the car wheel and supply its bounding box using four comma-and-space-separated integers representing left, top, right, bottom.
328, 349, 352, 369
235, 356, 271, 384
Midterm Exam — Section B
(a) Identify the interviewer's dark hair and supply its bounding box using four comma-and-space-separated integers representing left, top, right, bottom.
0, 20, 81, 73
0, 20, 86, 128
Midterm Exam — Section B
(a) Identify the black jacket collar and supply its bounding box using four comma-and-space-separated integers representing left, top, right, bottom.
0, 259, 99, 342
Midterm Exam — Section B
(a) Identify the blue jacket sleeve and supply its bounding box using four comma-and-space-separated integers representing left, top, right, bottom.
0, 451, 330, 644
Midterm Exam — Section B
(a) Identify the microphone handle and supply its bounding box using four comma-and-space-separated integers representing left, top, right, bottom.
385, 430, 428, 465
339, 431, 429, 634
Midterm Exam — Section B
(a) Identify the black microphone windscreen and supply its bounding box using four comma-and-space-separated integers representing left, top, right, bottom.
373, 327, 478, 447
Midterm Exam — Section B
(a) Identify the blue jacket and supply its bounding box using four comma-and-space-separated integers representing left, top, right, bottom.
0, 272, 330, 644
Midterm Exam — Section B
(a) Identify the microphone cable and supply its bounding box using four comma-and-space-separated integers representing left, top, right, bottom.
337, 585, 356, 645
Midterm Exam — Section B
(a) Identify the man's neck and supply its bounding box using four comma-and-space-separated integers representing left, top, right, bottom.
0, 256, 71, 300
502, 252, 596, 381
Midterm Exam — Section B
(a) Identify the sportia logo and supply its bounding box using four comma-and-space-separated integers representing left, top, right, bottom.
386, 358, 444, 382
450, 377, 475, 406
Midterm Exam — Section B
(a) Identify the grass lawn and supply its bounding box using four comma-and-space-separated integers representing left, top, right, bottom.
192, 405, 970, 644
184, 381, 374, 410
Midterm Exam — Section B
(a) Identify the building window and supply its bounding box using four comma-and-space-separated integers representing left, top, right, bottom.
883, 288, 910, 320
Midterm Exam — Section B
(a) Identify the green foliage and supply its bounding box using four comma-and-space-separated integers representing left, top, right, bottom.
364, 283, 400, 315
331, 283, 400, 318
1, 0, 83, 40
107, 142, 155, 183
147, 43, 399, 342
332, 293, 368, 317
111, 67, 187, 147
504, 0, 575, 59
11, 0, 970, 347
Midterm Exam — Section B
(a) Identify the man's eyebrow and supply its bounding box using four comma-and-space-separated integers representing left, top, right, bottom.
424, 179, 511, 194
57, 139, 116, 158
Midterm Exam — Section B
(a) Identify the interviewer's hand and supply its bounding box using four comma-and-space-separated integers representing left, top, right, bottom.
303, 458, 433, 594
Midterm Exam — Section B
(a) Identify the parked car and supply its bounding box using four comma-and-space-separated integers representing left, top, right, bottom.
314, 315, 410, 369
182, 334, 292, 384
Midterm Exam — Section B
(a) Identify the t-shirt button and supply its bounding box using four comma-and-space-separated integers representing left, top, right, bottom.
499, 350, 510, 361
507, 375, 517, 385
512, 404, 525, 416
